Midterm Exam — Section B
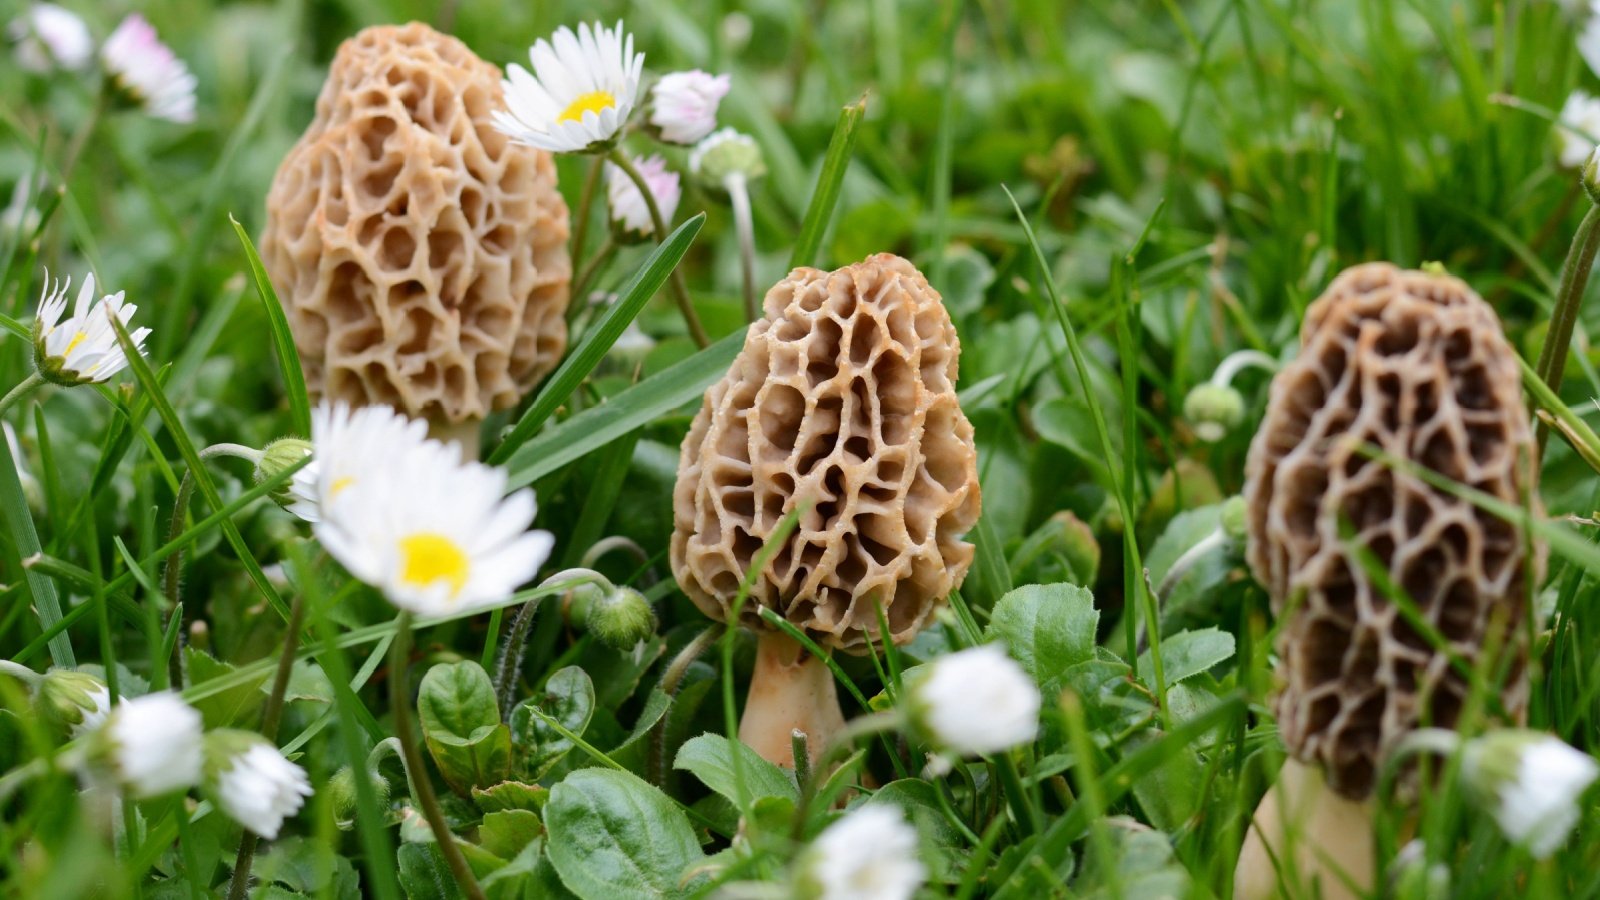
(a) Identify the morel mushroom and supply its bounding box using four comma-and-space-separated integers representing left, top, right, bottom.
672, 254, 981, 767
262, 23, 571, 455
1235, 263, 1543, 898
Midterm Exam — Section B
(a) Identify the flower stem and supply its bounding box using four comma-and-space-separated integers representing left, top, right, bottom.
1210, 348, 1278, 387
725, 173, 759, 323
226, 588, 308, 900
0, 373, 46, 419
391, 612, 487, 900
607, 149, 709, 348
570, 237, 617, 305
649, 624, 724, 786
569, 156, 605, 280
1535, 203, 1600, 455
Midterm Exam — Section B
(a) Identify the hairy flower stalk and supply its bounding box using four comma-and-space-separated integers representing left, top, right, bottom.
691, 128, 766, 322
607, 148, 708, 347
1534, 149, 1600, 455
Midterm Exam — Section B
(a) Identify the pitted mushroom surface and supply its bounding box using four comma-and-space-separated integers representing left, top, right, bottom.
1244, 262, 1543, 798
262, 23, 571, 424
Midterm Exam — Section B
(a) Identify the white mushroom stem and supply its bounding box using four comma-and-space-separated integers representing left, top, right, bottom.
428, 419, 481, 463
740, 631, 846, 769
1234, 758, 1376, 900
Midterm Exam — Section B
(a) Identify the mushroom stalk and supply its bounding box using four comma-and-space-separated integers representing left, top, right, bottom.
1234, 758, 1375, 900
739, 631, 846, 768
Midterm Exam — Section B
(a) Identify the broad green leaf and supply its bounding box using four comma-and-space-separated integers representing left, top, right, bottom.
673, 733, 797, 804
396, 843, 454, 900
1136, 628, 1235, 687
987, 583, 1099, 696
418, 660, 511, 794
510, 666, 595, 781
480, 809, 543, 860
503, 331, 741, 490
474, 781, 549, 815
185, 647, 266, 729
544, 768, 707, 900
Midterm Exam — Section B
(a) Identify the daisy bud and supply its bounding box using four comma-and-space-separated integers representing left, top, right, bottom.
203, 730, 313, 839
8, 3, 91, 73
688, 127, 765, 189
1183, 382, 1245, 443
568, 584, 657, 651
37, 669, 111, 738
93, 691, 203, 799
254, 437, 313, 511
31, 271, 151, 386
605, 154, 681, 242
100, 14, 198, 124
906, 644, 1040, 772
1461, 730, 1598, 859
1220, 495, 1248, 543
647, 70, 730, 145
328, 763, 390, 830
797, 806, 925, 900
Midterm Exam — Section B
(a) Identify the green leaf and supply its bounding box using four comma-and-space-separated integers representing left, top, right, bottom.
230, 215, 311, 436
987, 583, 1099, 696
0, 420, 71, 667
789, 95, 867, 269
185, 647, 266, 729
480, 809, 544, 860
1136, 628, 1235, 687
489, 214, 705, 464
673, 733, 797, 804
544, 769, 707, 900
510, 666, 595, 781
418, 660, 511, 794
503, 331, 742, 489
396, 843, 455, 900
474, 781, 549, 815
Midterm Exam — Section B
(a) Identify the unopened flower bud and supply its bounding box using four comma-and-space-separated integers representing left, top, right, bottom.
37, 669, 111, 737
1585, 145, 1600, 205
570, 584, 658, 651
1220, 495, 1248, 543
328, 763, 391, 830
1183, 383, 1245, 443
689, 128, 765, 188
254, 437, 313, 509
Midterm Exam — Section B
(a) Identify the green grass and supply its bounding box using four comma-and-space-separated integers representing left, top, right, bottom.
2, 0, 1600, 897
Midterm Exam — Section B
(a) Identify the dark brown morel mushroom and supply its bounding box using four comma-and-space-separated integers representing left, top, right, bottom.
262, 23, 570, 453
1235, 262, 1544, 898
672, 253, 981, 766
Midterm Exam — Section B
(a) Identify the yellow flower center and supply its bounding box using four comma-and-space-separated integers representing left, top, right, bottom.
398, 533, 470, 598
558, 91, 617, 123
63, 331, 88, 356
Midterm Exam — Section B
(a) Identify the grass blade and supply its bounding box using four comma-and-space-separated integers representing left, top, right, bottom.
503, 330, 743, 489
489, 213, 706, 465
0, 409, 72, 667
231, 215, 312, 436
788, 95, 868, 270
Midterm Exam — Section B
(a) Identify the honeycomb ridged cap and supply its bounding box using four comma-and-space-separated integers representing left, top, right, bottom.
261, 23, 572, 424
671, 253, 981, 652
1244, 262, 1544, 799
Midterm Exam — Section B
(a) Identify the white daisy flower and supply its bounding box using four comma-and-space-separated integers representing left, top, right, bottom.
205, 731, 313, 840
96, 691, 203, 799
798, 806, 926, 900
33, 271, 151, 385
101, 14, 197, 124
312, 432, 554, 617
1557, 90, 1600, 169
1463, 730, 1598, 859
907, 643, 1040, 772
493, 21, 645, 154
605, 153, 680, 238
287, 402, 431, 524
9, 3, 91, 73
648, 70, 730, 145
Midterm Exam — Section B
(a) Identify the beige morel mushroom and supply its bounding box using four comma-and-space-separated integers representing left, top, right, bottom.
672, 253, 981, 767
1235, 263, 1544, 899
262, 23, 571, 454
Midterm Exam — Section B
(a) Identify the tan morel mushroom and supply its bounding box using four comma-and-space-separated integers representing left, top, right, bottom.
672, 253, 981, 767
262, 23, 571, 455
1235, 262, 1544, 899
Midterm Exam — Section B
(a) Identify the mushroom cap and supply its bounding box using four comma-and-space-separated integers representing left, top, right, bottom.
1244, 262, 1544, 799
262, 23, 571, 424
671, 254, 981, 652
